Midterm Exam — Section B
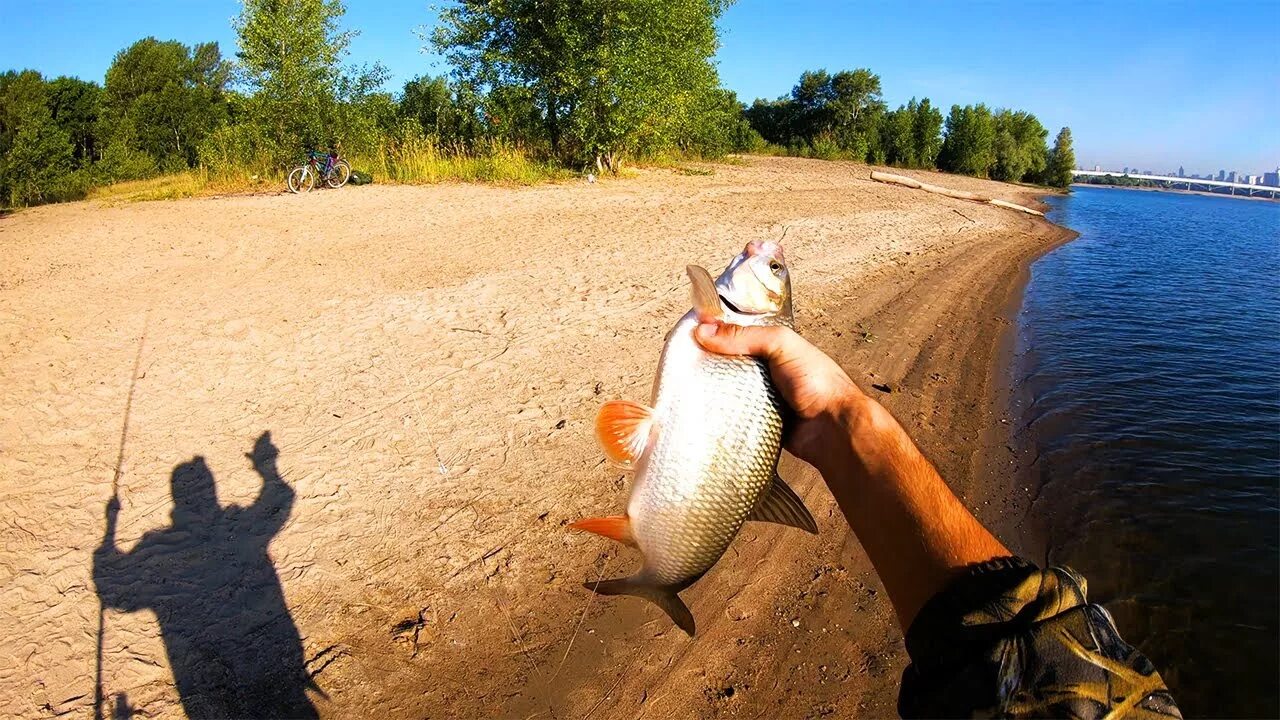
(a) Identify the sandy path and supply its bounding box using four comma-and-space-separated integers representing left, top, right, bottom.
0, 157, 1067, 719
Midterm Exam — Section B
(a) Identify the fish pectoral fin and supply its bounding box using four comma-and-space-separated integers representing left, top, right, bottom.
595, 399, 655, 465
586, 576, 696, 636
748, 473, 819, 534
686, 265, 724, 323
568, 515, 637, 547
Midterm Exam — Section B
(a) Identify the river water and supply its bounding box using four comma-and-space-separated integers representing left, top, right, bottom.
1013, 186, 1280, 717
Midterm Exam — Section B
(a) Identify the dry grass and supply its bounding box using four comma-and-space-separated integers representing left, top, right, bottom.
87, 170, 274, 204
86, 141, 568, 205
355, 137, 569, 186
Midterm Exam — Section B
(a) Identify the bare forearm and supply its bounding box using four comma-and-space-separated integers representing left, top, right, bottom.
814, 394, 1009, 629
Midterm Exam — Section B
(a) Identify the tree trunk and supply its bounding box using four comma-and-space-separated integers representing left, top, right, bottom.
546, 95, 561, 158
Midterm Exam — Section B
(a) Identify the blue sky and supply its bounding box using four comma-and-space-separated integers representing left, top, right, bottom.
3, 0, 1276, 175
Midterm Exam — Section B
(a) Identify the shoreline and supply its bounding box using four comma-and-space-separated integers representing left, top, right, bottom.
0, 156, 1081, 718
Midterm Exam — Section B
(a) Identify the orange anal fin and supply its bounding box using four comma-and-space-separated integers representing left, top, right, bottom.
595, 399, 655, 465
568, 515, 636, 547
686, 265, 724, 323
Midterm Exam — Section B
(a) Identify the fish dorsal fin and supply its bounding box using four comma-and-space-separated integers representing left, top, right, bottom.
686, 265, 724, 323
569, 515, 637, 547
748, 474, 818, 534
595, 399, 655, 466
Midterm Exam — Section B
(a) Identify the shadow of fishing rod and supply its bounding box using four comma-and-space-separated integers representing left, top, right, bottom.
94, 313, 150, 720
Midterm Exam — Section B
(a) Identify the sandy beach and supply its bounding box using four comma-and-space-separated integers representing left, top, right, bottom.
1, 156, 1071, 718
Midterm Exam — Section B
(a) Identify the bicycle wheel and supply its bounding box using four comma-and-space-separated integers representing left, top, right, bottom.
326, 160, 351, 189
288, 166, 315, 193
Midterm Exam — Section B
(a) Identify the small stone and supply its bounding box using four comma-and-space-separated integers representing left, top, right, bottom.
792, 619, 801, 628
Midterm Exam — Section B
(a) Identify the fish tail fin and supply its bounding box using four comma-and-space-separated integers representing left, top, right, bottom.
585, 576, 696, 637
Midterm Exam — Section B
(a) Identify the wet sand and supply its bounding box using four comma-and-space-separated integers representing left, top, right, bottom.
0, 156, 1070, 718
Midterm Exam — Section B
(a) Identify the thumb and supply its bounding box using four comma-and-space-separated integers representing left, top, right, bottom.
694, 322, 788, 360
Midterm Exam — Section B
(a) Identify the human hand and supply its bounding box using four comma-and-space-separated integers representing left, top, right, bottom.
694, 322, 869, 471
248, 431, 279, 469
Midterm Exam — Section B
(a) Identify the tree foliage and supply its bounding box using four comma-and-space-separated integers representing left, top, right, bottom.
990, 109, 1048, 183
399, 75, 482, 145
745, 68, 886, 160
432, 0, 737, 169
233, 0, 386, 161
880, 97, 943, 168
0, 70, 74, 206
1045, 127, 1076, 188
937, 104, 996, 177
102, 37, 231, 171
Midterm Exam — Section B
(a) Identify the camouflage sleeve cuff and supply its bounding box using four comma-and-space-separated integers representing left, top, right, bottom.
898, 556, 1181, 719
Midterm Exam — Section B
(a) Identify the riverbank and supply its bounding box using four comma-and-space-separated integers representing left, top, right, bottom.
0, 155, 1070, 718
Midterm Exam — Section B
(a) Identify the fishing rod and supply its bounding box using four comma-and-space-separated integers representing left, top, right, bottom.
93, 312, 150, 720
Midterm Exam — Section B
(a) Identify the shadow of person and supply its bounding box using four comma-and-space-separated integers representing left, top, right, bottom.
93, 432, 318, 719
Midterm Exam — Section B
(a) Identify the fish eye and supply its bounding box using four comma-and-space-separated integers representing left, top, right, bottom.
768, 260, 782, 273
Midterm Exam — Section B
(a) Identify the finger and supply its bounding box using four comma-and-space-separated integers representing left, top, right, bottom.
694, 322, 791, 360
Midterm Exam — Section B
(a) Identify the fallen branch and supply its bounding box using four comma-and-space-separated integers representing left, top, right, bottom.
870, 171, 1044, 216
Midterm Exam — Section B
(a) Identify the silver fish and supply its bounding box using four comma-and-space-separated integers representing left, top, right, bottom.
571, 241, 817, 635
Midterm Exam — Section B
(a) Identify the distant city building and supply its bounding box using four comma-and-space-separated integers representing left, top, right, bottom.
1246, 175, 1260, 185
1093, 164, 1101, 172
1123, 166, 1130, 174
1263, 169, 1280, 188
1227, 171, 1237, 183
1217, 170, 1227, 181
1178, 166, 1185, 178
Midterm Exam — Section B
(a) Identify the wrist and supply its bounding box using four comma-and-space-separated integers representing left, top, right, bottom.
808, 388, 871, 475
818, 389, 906, 479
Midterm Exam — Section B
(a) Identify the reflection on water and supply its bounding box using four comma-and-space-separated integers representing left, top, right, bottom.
1015, 187, 1280, 718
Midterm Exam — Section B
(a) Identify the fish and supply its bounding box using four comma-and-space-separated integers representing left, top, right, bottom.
570, 240, 817, 636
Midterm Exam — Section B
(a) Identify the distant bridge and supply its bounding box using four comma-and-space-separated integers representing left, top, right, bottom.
1073, 170, 1280, 199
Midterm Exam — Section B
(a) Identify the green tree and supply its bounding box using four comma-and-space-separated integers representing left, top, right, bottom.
399, 75, 483, 145
881, 103, 916, 166
1045, 126, 1075, 188
47, 76, 103, 166
433, 0, 731, 170
911, 97, 943, 168
828, 68, 884, 158
990, 109, 1047, 183
743, 97, 798, 147
675, 88, 762, 156
938, 103, 996, 177
0, 70, 74, 206
234, 0, 385, 160
102, 38, 231, 170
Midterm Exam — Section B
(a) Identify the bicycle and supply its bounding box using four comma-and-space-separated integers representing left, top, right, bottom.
287, 150, 351, 193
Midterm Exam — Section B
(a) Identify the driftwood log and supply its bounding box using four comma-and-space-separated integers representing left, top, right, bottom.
870, 171, 1044, 216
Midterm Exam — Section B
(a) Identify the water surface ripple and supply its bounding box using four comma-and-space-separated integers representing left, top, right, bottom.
1015, 187, 1280, 717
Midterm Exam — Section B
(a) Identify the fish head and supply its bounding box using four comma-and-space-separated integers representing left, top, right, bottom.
714, 240, 793, 326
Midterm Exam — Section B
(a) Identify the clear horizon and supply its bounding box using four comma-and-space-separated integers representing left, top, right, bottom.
2, 0, 1276, 175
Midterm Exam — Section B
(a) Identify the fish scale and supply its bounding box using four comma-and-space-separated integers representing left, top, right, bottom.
634, 322, 784, 585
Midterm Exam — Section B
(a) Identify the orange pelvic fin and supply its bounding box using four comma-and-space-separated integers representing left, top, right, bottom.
568, 515, 636, 547
595, 399, 655, 466
686, 265, 724, 323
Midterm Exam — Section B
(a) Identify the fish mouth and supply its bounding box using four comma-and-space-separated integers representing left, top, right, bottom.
718, 293, 764, 317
